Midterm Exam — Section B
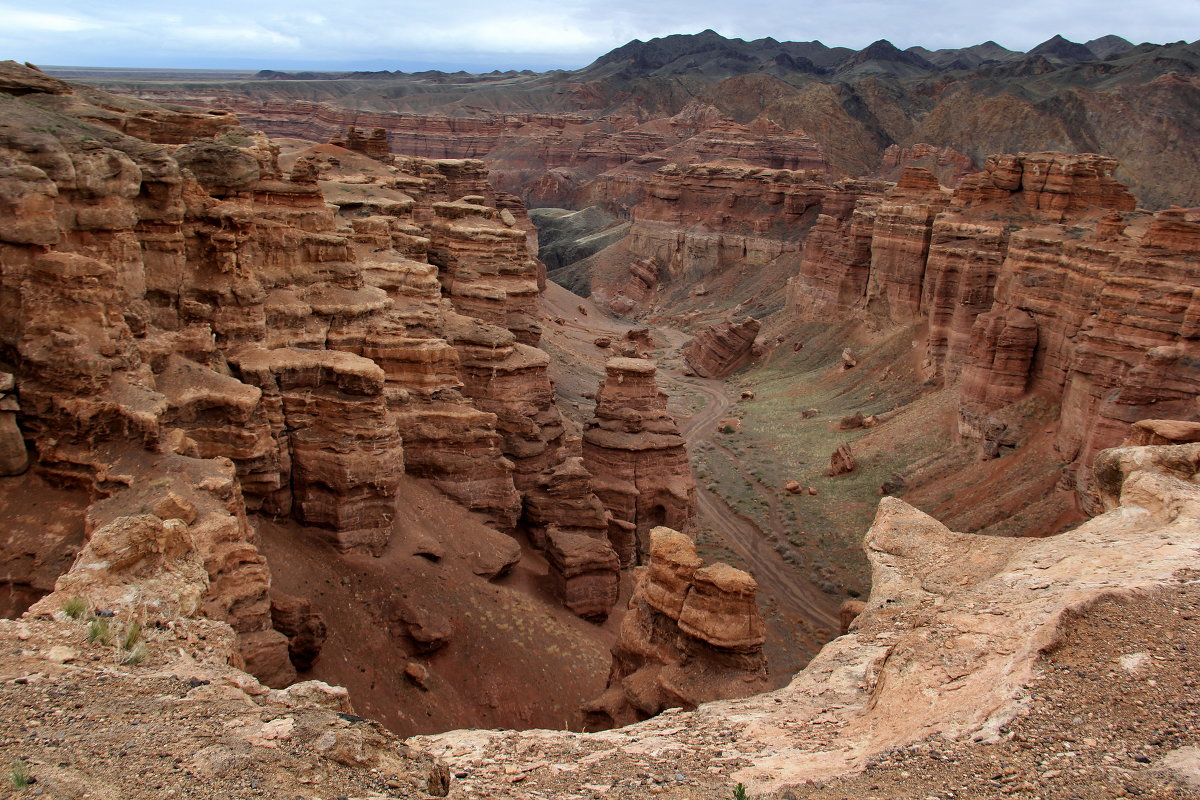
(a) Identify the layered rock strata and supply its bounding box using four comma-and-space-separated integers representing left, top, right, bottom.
582, 359, 696, 563
584, 527, 767, 728
418, 439, 1200, 796
787, 153, 1199, 504
0, 61, 607, 674
682, 316, 762, 378
0, 373, 27, 475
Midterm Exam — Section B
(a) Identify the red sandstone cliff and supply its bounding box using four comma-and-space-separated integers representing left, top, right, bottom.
0, 61, 631, 689
786, 153, 1198, 509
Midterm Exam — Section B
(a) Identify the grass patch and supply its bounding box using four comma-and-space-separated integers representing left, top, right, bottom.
9, 759, 30, 789
86, 617, 111, 646
62, 596, 86, 619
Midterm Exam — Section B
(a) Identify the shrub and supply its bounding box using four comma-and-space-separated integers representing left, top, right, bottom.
122, 621, 142, 651
86, 618, 111, 646
10, 760, 31, 789
62, 597, 86, 620
122, 643, 148, 666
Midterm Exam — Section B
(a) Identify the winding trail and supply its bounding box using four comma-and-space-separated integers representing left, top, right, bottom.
675, 375, 840, 633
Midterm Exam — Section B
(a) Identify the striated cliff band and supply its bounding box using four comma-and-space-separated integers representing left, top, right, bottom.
58, 31, 1200, 210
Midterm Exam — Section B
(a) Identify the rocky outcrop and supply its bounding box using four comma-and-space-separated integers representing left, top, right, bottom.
584, 527, 767, 728
544, 529, 620, 622
878, 143, 975, 187
522, 455, 620, 621
828, 442, 857, 476
583, 359, 696, 563
419, 439, 1200, 796
0, 373, 27, 475
682, 317, 762, 378
865, 167, 952, 323
428, 197, 543, 345
229, 347, 404, 555
0, 61, 608, 678
329, 126, 390, 161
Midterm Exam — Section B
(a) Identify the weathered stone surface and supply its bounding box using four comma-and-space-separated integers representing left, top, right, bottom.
271, 591, 328, 671
422, 441, 1200, 796
544, 528, 620, 622
677, 562, 765, 652
583, 359, 696, 563
0, 373, 27, 475
785, 153, 1199, 506
1123, 419, 1200, 446
828, 442, 856, 476
583, 527, 767, 728
682, 317, 761, 378
231, 347, 403, 555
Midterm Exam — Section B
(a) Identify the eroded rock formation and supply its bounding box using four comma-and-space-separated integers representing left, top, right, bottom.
0, 61, 615, 686
418, 438, 1200, 796
682, 317, 762, 378
584, 527, 767, 728
583, 359, 696, 563
787, 153, 1200, 505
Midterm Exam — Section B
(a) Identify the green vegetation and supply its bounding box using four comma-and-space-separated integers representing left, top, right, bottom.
62, 596, 86, 619
732, 783, 749, 800
86, 617, 111, 646
122, 620, 143, 651
9, 759, 31, 789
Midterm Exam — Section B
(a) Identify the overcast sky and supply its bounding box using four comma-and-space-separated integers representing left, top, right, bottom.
2, 0, 1196, 71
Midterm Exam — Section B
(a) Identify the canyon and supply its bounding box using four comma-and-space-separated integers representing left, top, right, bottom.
0, 25, 1198, 800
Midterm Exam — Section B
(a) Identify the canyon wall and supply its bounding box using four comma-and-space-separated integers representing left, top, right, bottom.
786, 153, 1199, 508
0, 57, 631, 690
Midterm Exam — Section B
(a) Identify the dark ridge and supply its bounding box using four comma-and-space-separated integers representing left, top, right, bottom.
1029, 34, 1096, 62
1085, 35, 1136, 59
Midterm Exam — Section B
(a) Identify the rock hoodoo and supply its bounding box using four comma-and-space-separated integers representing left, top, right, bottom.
582, 358, 696, 563
584, 527, 767, 728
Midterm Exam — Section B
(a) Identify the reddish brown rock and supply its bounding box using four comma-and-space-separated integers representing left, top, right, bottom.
329, 126, 390, 161
0, 374, 28, 476
878, 143, 975, 187
838, 599, 867, 634
1122, 419, 1200, 446
522, 457, 609, 547
682, 317, 761, 378
583, 359, 696, 563
865, 167, 952, 323
838, 412, 865, 430
955, 152, 1136, 222
829, 442, 857, 476
583, 527, 767, 728
544, 528, 620, 622
231, 347, 403, 555
271, 591, 328, 671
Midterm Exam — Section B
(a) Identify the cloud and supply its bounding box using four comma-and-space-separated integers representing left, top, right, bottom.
0, 7, 100, 33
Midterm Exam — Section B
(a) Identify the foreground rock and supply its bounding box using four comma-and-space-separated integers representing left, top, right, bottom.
414, 438, 1200, 797
584, 527, 767, 728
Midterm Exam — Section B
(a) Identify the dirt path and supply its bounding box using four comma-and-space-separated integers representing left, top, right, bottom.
674, 375, 840, 634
